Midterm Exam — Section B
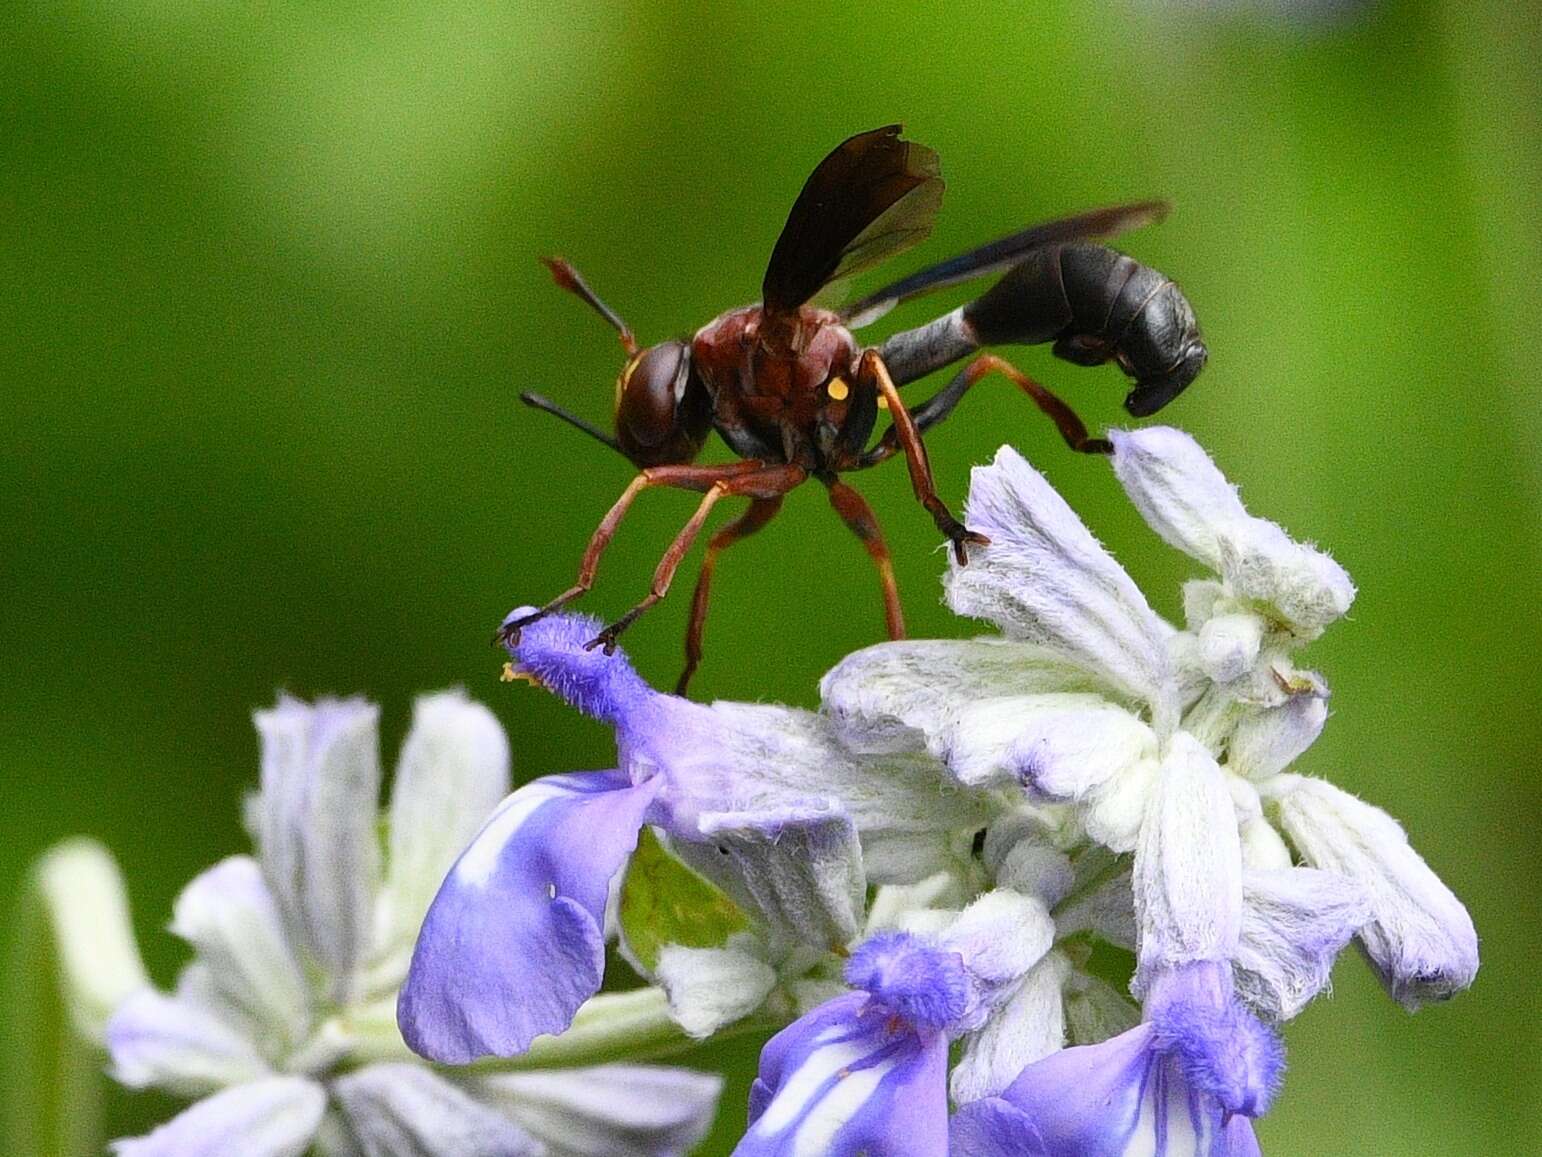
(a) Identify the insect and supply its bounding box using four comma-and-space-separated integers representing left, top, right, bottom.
505, 125, 1206, 693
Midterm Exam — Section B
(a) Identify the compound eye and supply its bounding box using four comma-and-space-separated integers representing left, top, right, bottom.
617, 340, 689, 448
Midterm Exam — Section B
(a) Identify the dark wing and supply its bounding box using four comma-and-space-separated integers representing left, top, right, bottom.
841, 200, 1169, 328
761, 126, 943, 316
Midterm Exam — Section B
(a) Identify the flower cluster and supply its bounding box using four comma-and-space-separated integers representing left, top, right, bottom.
96, 691, 721, 1156
399, 427, 1477, 1154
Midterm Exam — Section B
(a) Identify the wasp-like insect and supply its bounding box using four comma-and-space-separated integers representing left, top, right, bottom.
506, 125, 1206, 692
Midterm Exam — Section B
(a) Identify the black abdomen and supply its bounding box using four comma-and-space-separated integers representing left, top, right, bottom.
965, 243, 1207, 417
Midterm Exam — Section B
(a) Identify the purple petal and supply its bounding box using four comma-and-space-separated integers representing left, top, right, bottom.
845, 932, 970, 1032
398, 770, 660, 1062
110, 1077, 325, 1157
1144, 962, 1284, 1118
502, 610, 653, 724
985, 963, 1279, 1155
949, 1097, 1048, 1156
735, 993, 949, 1157
989, 1023, 1263, 1156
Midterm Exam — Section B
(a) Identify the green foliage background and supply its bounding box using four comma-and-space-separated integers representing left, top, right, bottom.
3, 2, 1538, 1152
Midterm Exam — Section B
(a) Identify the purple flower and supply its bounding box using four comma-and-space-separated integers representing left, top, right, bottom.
399, 611, 980, 1064
735, 891, 1055, 1156
733, 947, 955, 1156
951, 962, 1282, 1157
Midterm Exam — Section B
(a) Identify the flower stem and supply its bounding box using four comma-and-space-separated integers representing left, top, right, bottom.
339, 986, 773, 1074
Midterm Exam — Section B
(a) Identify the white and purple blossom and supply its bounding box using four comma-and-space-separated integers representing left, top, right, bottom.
399, 610, 985, 1064
820, 428, 1474, 1023
951, 962, 1278, 1156
99, 691, 722, 1156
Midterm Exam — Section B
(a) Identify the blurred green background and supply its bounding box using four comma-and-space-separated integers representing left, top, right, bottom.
3, 1, 1538, 1153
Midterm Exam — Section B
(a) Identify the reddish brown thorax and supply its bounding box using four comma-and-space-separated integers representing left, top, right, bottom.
692, 304, 860, 460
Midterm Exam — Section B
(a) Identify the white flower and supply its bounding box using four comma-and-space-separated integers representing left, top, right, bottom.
821, 430, 1474, 1023
91, 690, 721, 1156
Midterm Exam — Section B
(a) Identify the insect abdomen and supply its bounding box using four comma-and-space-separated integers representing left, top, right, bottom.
964, 243, 1207, 417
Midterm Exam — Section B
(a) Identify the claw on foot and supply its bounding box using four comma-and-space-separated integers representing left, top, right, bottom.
494, 608, 553, 650
582, 630, 621, 655
943, 525, 991, 565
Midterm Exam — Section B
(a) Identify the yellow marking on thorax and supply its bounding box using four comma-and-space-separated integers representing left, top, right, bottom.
826, 376, 850, 401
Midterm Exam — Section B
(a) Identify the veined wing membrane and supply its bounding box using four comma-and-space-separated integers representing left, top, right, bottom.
761, 125, 944, 316
841, 199, 1169, 328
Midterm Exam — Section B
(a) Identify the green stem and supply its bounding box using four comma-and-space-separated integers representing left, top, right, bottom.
339, 986, 774, 1075
5, 840, 145, 1157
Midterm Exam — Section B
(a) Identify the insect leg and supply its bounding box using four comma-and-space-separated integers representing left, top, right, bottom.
823, 477, 906, 641
587, 465, 808, 655
860, 354, 1111, 468
674, 496, 785, 696
855, 350, 988, 565
496, 459, 771, 646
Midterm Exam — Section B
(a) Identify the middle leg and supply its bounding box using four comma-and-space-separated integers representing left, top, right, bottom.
823, 476, 906, 642
674, 495, 785, 696
855, 349, 988, 564
587, 464, 808, 654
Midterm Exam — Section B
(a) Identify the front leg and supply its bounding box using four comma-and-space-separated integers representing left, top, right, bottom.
855, 350, 988, 565
586, 464, 808, 654
495, 459, 771, 647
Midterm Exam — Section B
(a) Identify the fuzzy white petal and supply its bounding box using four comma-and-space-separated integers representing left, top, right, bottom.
1109, 426, 1249, 565
930, 694, 1156, 800
668, 806, 865, 952
1239, 815, 1294, 871
940, 889, 1056, 1005
106, 987, 270, 1096
818, 637, 1098, 754
1235, 866, 1371, 1021
170, 856, 310, 1051
1132, 734, 1243, 994
475, 1064, 723, 1157
1111, 427, 1355, 634
32, 838, 148, 1045
1268, 775, 1478, 1009
332, 1064, 540, 1156
1228, 693, 1328, 781
678, 701, 990, 851
945, 446, 1178, 729
384, 690, 512, 951
254, 696, 381, 1000
1081, 757, 1161, 855
1196, 612, 1264, 684
655, 937, 778, 1039
110, 1076, 325, 1157
951, 951, 1069, 1104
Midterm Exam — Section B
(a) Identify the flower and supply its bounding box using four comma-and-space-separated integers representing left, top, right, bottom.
950, 962, 1278, 1157
399, 612, 985, 1064
734, 890, 1053, 1157
102, 691, 721, 1156
821, 428, 1474, 1020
